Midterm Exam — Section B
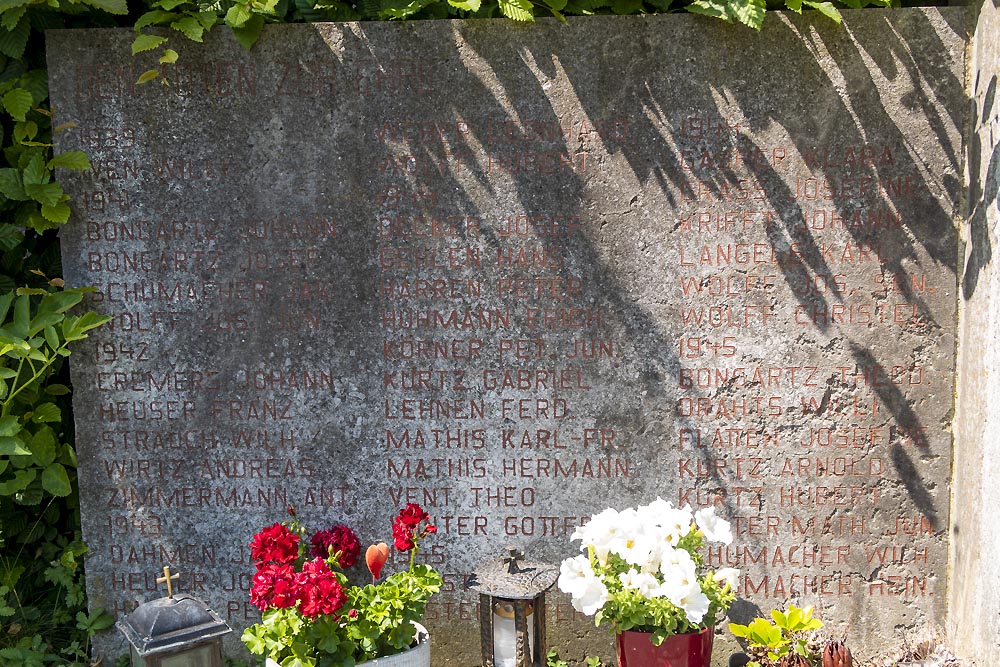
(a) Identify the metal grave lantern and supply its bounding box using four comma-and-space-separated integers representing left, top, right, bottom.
467, 548, 559, 667
117, 567, 232, 667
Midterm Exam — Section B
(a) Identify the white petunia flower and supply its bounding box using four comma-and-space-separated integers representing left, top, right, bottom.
675, 581, 710, 625
558, 555, 596, 598
606, 508, 640, 547
637, 497, 675, 524
564, 502, 735, 627
659, 546, 698, 587
611, 511, 660, 568
695, 507, 733, 545
619, 568, 662, 598
559, 554, 609, 615
712, 567, 740, 590
658, 505, 694, 546
570, 576, 609, 616
571, 508, 619, 544
572, 509, 624, 562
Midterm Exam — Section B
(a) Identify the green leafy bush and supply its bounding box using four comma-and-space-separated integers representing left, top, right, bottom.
128, 0, 885, 69
0, 282, 112, 665
729, 605, 824, 667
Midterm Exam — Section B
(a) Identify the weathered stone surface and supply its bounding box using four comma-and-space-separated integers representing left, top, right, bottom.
47, 9, 968, 664
951, 1, 1000, 665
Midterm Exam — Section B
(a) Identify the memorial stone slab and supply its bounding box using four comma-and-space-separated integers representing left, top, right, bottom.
46, 9, 968, 662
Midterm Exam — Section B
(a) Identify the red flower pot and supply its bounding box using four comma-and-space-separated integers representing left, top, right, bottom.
616, 627, 714, 667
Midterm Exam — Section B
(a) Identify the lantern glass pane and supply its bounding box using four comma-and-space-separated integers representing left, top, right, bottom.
160, 644, 215, 667
492, 598, 535, 667
130, 646, 147, 667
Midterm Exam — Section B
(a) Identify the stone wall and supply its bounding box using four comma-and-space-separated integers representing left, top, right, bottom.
950, 0, 1000, 664
46, 9, 972, 664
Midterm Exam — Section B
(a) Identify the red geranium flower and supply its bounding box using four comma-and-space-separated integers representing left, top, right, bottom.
250, 523, 300, 566
249, 563, 298, 610
397, 503, 429, 528
311, 524, 361, 567
392, 521, 414, 551
295, 558, 348, 618
391, 503, 435, 553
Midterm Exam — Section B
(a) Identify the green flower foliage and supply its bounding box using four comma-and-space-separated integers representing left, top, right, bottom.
729, 605, 825, 667
241, 562, 443, 667
346, 564, 442, 662
547, 649, 604, 667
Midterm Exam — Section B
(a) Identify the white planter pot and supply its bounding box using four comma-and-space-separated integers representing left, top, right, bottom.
357, 624, 431, 667
266, 623, 430, 667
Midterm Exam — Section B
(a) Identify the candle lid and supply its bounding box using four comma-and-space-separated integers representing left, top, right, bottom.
117, 593, 231, 656
466, 547, 559, 599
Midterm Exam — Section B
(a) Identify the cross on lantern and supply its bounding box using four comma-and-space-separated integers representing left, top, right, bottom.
503, 547, 524, 574
155, 566, 179, 598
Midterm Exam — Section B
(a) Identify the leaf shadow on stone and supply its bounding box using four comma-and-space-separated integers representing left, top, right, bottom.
436, 10, 962, 565
963, 72, 998, 300
449, 22, 964, 648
